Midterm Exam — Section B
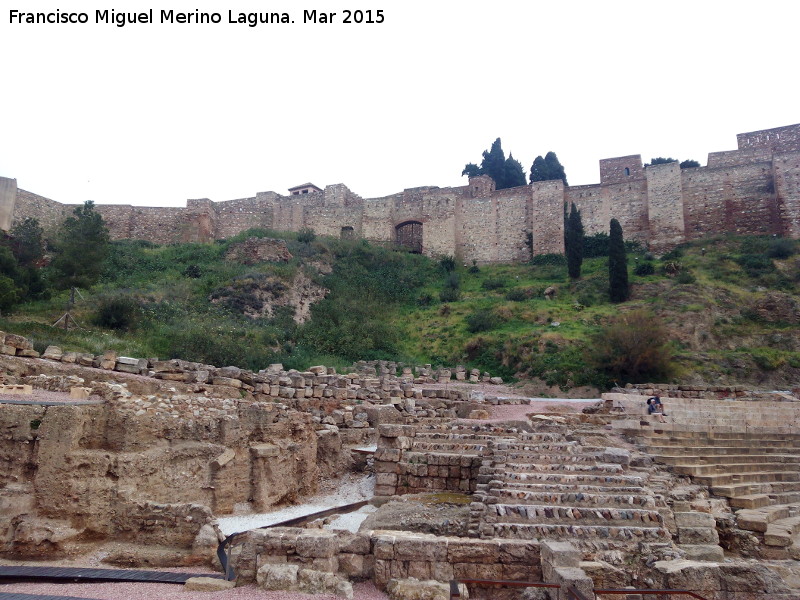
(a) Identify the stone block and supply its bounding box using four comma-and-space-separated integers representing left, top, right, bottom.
373, 534, 396, 560
677, 527, 719, 545
295, 530, 339, 558
0, 345, 17, 356
679, 544, 724, 562
213, 376, 243, 388
0, 384, 32, 395
4, 334, 32, 350
115, 362, 141, 374
69, 387, 92, 399
116, 356, 141, 366
184, 576, 236, 591
675, 512, 716, 528
257, 563, 299, 590
250, 443, 280, 458
447, 539, 499, 563
42, 345, 63, 360
393, 535, 447, 562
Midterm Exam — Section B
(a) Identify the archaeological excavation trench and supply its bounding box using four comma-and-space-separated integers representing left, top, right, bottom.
1, 338, 799, 599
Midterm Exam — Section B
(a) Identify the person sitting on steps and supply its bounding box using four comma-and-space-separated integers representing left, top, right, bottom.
647, 396, 667, 423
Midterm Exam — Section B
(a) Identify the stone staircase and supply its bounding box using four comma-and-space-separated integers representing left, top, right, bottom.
629, 428, 800, 509
468, 431, 675, 552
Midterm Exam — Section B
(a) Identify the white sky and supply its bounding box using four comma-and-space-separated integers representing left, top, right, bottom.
1, 0, 798, 207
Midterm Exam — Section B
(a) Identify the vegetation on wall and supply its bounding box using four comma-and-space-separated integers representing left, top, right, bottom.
462, 138, 527, 190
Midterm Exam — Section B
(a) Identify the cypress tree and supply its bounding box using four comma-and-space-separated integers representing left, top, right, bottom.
608, 218, 629, 302
544, 151, 568, 185
503, 154, 527, 189
565, 203, 584, 279
480, 138, 507, 187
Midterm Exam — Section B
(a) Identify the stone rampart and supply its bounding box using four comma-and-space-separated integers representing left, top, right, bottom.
2, 123, 799, 262
232, 527, 541, 587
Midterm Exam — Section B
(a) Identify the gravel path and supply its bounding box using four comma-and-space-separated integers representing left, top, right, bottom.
0, 580, 389, 600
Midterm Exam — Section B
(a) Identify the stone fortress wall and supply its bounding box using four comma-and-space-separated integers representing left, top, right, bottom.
1, 123, 799, 261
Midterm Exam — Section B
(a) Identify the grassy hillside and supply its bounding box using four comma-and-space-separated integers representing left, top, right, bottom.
2, 231, 799, 391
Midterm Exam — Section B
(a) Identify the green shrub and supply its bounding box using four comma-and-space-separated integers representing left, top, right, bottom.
505, 288, 532, 301
767, 238, 796, 259
444, 272, 460, 290
183, 264, 202, 278
439, 255, 456, 272
93, 295, 140, 331
481, 278, 506, 290
735, 254, 775, 278
634, 262, 655, 276
675, 270, 696, 284
465, 309, 502, 333
297, 227, 316, 243
588, 310, 675, 385
439, 287, 461, 303
661, 247, 683, 261
583, 233, 609, 258
467, 260, 480, 274
416, 293, 435, 306
531, 253, 566, 266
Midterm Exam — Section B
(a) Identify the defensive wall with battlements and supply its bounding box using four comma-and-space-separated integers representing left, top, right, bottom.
1, 123, 799, 262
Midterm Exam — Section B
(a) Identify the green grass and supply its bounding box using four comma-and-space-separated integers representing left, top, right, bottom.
3, 233, 799, 389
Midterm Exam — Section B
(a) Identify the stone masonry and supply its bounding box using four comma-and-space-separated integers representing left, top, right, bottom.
1, 123, 799, 261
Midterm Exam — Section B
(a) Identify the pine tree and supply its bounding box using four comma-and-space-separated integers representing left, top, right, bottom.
608, 218, 629, 303
51, 201, 110, 290
544, 151, 568, 185
565, 203, 584, 279
9, 217, 45, 268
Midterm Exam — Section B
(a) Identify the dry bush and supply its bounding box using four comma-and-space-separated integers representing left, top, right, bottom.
588, 310, 675, 384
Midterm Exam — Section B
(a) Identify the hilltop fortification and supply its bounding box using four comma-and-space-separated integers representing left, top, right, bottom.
1, 123, 799, 261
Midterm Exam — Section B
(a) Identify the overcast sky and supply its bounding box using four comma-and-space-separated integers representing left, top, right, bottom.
1, 0, 797, 207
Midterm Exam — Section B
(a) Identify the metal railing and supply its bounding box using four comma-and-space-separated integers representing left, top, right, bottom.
450, 579, 560, 599
595, 590, 709, 600
450, 580, 710, 600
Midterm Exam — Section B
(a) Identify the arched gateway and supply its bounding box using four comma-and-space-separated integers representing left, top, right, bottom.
395, 221, 423, 253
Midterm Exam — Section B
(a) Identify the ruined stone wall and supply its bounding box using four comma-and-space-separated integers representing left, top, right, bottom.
304, 184, 364, 239
234, 527, 542, 587
775, 151, 800, 239
681, 162, 780, 240
604, 179, 650, 243
529, 181, 565, 255
12, 188, 69, 233
5, 123, 800, 260
737, 123, 800, 152
566, 185, 604, 236
212, 195, 276, 239
0, 177, 17, 232
645, 162, 685, 251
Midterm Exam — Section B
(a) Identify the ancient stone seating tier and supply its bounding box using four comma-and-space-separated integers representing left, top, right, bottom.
607, 393, 800, 433
374, 425, 516, 496
468, 431, 672, 551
